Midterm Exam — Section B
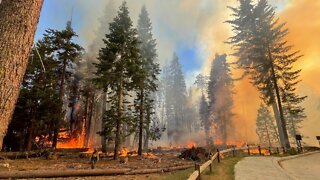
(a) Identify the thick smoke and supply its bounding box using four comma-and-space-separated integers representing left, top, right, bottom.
42, 0, 319, 146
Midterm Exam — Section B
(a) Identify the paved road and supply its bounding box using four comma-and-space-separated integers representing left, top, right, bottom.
235, 156, 290, 180
235, 152, 320, 180
281, 152, 320, 180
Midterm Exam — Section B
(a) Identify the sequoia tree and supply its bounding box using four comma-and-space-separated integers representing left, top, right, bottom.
0, 0, 43, 150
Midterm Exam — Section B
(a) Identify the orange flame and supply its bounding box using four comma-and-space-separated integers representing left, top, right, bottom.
120, 147, 129, 157
57, 119, 86, 148
187, 142, 197, 148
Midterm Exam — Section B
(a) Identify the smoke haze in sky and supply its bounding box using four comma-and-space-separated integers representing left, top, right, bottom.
35, 0, 320, 146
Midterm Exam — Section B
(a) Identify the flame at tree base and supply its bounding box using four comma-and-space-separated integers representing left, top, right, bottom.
57, 119, 87, 149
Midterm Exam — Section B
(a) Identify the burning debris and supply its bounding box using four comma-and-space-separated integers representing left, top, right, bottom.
179, 147, 208, 161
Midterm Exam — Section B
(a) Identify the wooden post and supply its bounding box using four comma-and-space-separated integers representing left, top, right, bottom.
217, 149, 220, 163
258, 145, 261, 156
232, 146, 235, 157
282, 147, 286, 154
195, 163, 201, 180
268, 147, 271, 155
247, 145, 250, 156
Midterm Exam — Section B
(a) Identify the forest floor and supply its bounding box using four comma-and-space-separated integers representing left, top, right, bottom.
0, 151, 192, 172
0, 150, 196, 179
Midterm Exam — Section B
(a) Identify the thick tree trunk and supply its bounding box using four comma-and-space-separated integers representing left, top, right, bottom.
86, 93, 95, 147
268, 48, 291, 149
25, 119, 35, 151
0, 0, 43, 150
144, 107, 150, 151
138, 89, 144, 156
272, 102, 285, 147
52, 59, 68, 148
114, 73, 123, 160
101, 93, 107, 152
263, 118, 272, 147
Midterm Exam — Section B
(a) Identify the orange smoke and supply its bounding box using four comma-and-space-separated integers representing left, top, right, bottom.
279, 0, 320, 146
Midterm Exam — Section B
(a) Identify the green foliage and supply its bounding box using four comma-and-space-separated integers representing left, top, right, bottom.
4, 20, 84, 150
286, 147, 298, 155
256, 103, 280, 147
163, 53, 188, 143
227, 0, 306, 148
4, 40, 63, 150
94, 2, 142, 159
207, 54, 234, 144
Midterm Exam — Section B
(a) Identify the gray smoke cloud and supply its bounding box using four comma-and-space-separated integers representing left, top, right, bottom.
36, 0, 319, 146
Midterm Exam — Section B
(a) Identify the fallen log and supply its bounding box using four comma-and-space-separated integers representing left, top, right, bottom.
0, 164, 194, 179
125, 168, 163, 175
0, 168, 131, 179
125, 164, 193, 175
163, 164, 193, 172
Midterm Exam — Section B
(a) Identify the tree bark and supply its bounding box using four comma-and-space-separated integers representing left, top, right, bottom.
0, 0, 43, 150
138, 88, 144, 156
101, 93, 107, 152
144, 107, 150, 151
52, 59, 68, 148
114, 72, 123, 160
268, 47, 291, 149
263, 117, 272, 148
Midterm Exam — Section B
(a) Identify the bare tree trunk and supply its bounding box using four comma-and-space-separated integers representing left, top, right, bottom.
25, 121, 35, 151
263, 117, 272, 148
268, 47, 290, 149
271, 102, 285, 147
0, 0, 43, 150
114, 73, 123, 160
101, 93, 107, 152
144, 107, 150, 151
138, 88, 144, 156
86, 93, 95, 147
52, 59, 68, 148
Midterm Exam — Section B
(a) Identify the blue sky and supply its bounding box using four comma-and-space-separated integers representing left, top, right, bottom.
35, 0, 84, 44
35, 0, 202, 85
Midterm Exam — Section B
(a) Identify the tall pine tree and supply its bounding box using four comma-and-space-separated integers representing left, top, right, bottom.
227, 0, 306, 148
164, 53, 187, 144
208, 54, 234, 145
44, 21, 83, 147
135, 5, 160, 154
95, 2, 141, 160
256, 103, 280, 147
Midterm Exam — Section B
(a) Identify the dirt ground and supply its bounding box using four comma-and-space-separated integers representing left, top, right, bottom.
0, 152, 193, 174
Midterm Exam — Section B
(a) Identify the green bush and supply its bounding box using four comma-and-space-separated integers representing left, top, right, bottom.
286, 148, 299, 155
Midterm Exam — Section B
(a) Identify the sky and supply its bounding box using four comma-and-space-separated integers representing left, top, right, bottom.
35, 0, 320, 146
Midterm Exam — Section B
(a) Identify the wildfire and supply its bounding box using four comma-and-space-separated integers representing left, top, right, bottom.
227, 140, 246, 148
213, 139, 246, 148
248, 147, 270, 156
214, 139, 224, 145
187, 142, 197, 148
57, 119, 86, 148
120, 147, 129, 157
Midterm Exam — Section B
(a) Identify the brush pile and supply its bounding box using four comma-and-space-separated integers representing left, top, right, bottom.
179, 147, 207, 161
